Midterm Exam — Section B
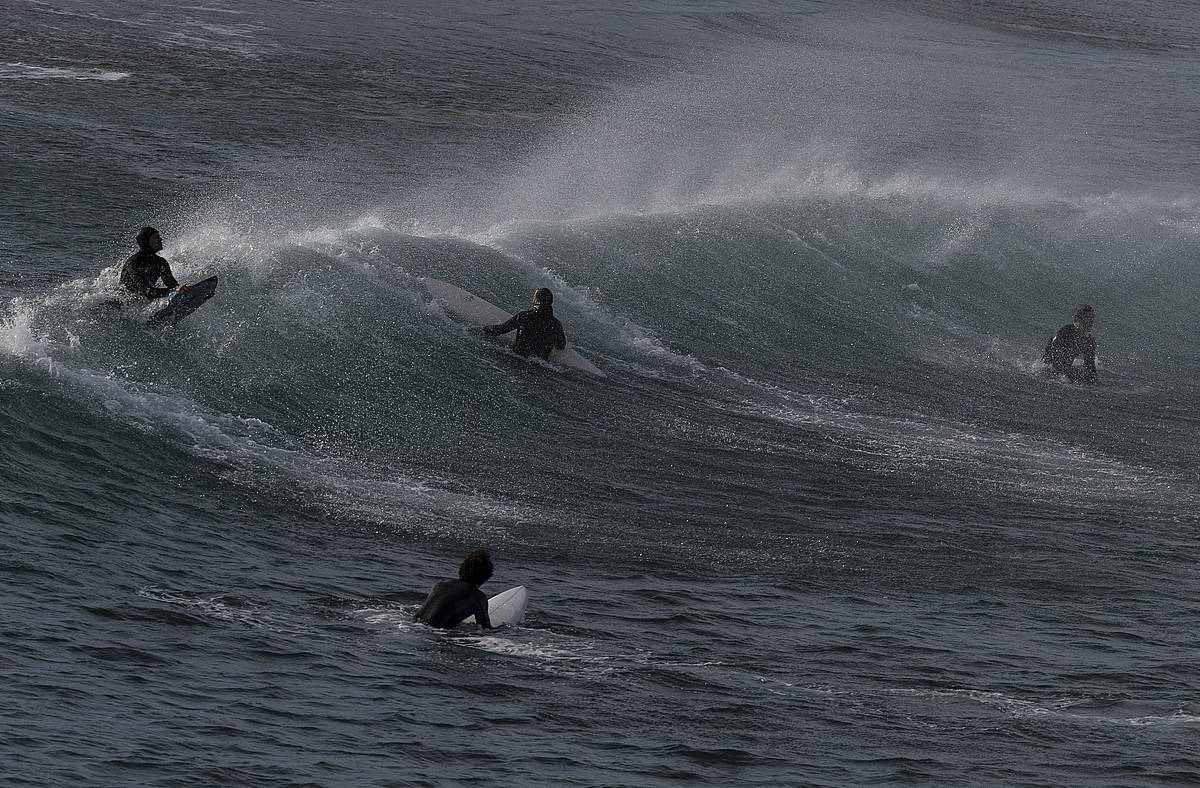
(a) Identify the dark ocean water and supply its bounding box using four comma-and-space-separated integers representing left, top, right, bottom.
4, 1, 1200, 784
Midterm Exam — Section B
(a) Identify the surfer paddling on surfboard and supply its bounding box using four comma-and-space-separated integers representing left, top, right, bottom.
119, 227, 190, 301
483, 287, 566, 360
413, 549, 504, 630
424, 279, 604, 376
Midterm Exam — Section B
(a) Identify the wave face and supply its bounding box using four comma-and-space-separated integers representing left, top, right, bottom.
4, 1, 1200, 785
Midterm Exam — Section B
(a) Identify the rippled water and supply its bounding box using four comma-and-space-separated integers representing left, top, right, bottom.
4, 1, 1199, 784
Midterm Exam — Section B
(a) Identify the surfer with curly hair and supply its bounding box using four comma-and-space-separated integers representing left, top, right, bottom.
413, 549, 502, 629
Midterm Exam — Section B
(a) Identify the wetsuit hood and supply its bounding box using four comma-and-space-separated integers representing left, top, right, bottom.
136, 226, 160, 252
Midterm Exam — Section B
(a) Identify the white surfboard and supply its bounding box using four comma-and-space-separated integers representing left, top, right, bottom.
424, 278, 605, 377
462, 585, 528, 627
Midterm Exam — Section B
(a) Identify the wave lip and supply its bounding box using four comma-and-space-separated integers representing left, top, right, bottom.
0, 62, 130, 81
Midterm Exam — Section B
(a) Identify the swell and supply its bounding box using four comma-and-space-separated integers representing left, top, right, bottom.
5, 180, 1199, 555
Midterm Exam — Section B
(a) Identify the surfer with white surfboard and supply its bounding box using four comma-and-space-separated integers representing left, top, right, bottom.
482, 287, 567, 361
413, 549, 505, 630
423, 279, 605, 376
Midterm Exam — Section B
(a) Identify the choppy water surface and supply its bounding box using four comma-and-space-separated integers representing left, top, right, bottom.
3, 1, 1199, 784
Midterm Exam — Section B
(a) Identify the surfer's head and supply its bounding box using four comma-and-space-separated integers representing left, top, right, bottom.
136, 226, 163, 252
458, 549, 494, 587
533, 288, 553, 305
1074, 303, 1094, 332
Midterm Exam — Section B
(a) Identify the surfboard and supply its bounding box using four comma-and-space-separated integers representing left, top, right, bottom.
424, 278, 605, 377
151, 276, 218, 326
462, 585, 528, 627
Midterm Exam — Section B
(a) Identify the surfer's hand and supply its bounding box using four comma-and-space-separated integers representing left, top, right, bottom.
175, 284, 191, 294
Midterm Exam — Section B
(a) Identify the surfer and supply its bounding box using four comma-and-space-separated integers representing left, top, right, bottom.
119, 227, 190, 300
413, 549, 502, 629
1042, 304, 1097, 383
483, 287, 566, 359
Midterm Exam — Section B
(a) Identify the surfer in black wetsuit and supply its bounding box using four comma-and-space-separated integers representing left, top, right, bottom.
1042, 303, 1097, 383
119, 227, 189, 300
484, 287, 566, 359
413, 549, 501, 630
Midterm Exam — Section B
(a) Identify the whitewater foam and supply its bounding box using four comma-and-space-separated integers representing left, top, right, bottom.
0, 63, 129, 81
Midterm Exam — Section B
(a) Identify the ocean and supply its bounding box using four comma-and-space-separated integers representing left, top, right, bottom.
3, 0, 1199, 784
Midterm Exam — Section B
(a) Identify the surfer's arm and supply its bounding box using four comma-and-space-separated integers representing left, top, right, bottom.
474, 595, 499, 630
1082, 339, 1098, 383
142, 278, 175, 299
159, 261, 188, 293
141, 282, 174, 299
484, 314, 521, 337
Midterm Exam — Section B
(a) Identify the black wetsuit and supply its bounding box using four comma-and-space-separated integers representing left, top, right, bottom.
120, 249, 179, 299
413, 579, 492, 629
1043, 323, 1097, 383
485, 303, 566, 359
